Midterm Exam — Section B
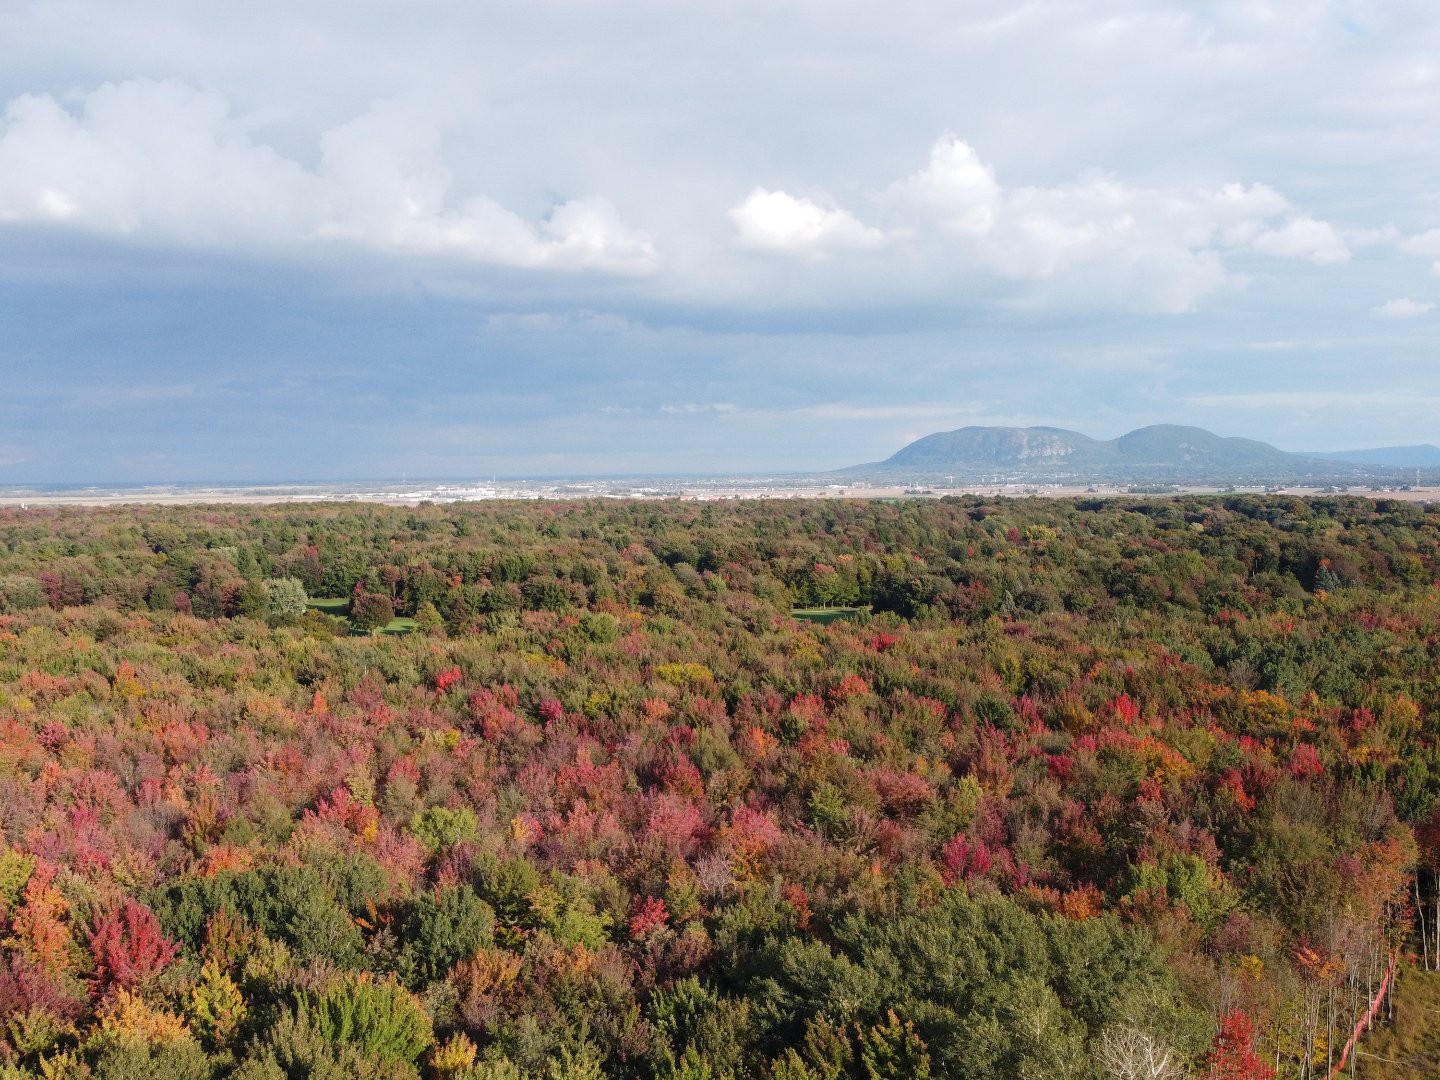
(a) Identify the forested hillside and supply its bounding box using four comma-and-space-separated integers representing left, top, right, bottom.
1, 495, 1438, 1079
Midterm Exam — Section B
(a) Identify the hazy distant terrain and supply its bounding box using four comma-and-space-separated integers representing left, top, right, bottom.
2, 426, 1436, 507
1307, 444, 1440, 468
844, 424, 1438, 486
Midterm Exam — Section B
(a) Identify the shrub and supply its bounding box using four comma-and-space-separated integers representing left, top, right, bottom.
236, 1009, 422, 1080
96, 989, 189, 1045
407, 807, 479, 854
648, 977, 755, 1077
0, 954, 85, 1026
188, 960, 247, 1049
263, 578, 309, 626
296, 973, 432, 1064
153, 867, 364, 968
87, 900, 178, 994
858, 1011, 930, 1080
83, 1035, 213, 1080
4, 1006, 72, 1060
0, 849, 37, 909
427, 1032, 477, 1078
350, 591, 395, 633
0, 575, 46, 613
397, 885, 495, 988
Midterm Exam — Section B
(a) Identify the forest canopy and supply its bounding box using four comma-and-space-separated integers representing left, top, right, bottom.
0, 494, 1437, 1079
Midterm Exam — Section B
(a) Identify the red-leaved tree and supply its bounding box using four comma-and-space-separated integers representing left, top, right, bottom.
87, 898, 178, 995
628, 896, 668, 940
1204, 1010, 1274, 1080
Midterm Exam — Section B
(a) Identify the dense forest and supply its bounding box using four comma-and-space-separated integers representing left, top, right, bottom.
1, 494, 1438, 1079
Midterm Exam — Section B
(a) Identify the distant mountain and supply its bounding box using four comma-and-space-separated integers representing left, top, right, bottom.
880, 426, 1113, 471
1306, 445, 1440, 468
1113, 425, 1298, 471
847, 424, 1386, 484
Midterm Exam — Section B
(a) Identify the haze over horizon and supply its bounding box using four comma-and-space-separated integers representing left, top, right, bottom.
3, 2, 1440, 483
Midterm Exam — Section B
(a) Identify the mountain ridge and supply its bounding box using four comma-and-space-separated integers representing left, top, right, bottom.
844, 424, 1428, 484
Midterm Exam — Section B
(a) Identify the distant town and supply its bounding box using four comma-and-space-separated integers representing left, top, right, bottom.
1, 475, 1435, 508
3, 423, 1437, 506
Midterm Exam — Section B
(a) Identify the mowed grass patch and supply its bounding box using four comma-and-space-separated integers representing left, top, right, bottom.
305, 596, 415, 635
791, 606, 867, 625
1358, 965, 1440, 1078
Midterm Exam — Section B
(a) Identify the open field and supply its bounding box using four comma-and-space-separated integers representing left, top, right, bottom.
305, 596, 417, 635
1358, 967, 1440, 1078
790, 606, 869, 624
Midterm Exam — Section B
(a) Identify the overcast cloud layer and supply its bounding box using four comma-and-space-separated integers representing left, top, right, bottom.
2, 1, 1439, 481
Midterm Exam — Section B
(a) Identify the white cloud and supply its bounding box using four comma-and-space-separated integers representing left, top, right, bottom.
1372, 297, 1434, 318
888, 136, 1000, 236
728, 188, 885, 256
659, 402, 738, 415
1399, 229, 1440, 277
0, 82, 319, 241
484, 310, 636, 334
1250, 216, 1350, 264
1198, 183, 1291, 247
0, 80, 657, 274
1401, 227, 1440, 258
726, 134, 1352, 313
538, 198, 657, 273
984, 172, 1149, 281
1345, 225, 1399, 247
0, 71, 1377, 314
876, 137, 1348, 312
794, 402, 971, 422
1185, 389, 1440, 413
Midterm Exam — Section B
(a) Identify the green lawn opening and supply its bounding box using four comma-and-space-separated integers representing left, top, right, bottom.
790, 606, 868, 625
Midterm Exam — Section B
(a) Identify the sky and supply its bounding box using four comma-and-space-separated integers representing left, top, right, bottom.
2, 1, 1440, 482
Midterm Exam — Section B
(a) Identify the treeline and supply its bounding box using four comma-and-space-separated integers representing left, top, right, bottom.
0, 495, 1436, 1078
3, 494, 1434, 626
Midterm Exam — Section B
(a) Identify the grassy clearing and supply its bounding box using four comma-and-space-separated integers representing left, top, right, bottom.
791, 606, 867, 625
1357, 965, 1440, 1078
305, 597, 415, 635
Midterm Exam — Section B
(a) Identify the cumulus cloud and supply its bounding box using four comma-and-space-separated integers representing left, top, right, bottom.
1400, 228, 1440, 257
732, 134, 1356, 312
0, 74, 1373, 311
0, 80, 657, 274
0, 82, 317, 240
1372, 297, 1434, 319
728, 188, 885, 256
888, 136, 1000, 236
1399, 228, 1440, 277
1250, 216, 1350, 265
1345, 225, 1399, 248
889, 137, 1353, 285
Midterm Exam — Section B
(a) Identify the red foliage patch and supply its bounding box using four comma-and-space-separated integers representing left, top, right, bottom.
87, 898, 178, 995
